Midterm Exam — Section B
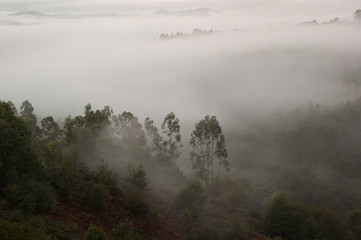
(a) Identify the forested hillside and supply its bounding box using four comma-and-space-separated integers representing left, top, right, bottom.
1, 98, 361, 239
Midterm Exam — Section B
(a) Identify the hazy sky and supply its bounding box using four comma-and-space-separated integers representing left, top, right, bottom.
0, 0, 360, 17
1, 0, 361, 126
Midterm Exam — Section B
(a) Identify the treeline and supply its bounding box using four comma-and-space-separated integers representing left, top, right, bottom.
2, 98, 361, 239
160, 28, 219, 41
0, 100, 235, 239
227, 97, 361, 238
300, 9, 361, 25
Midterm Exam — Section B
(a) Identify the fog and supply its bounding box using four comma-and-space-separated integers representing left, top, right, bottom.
1, 0, 361, 172
3, 3, 361, 237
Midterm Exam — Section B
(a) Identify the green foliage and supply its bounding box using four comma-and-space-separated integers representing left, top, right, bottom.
41, 116, 61, 143
144, 117, 163, 157
263, 192, 299, 239
85, 225, 108, 240
150, 208, 161, 222
161, 112, 182, 161
19, 100, 41, 143
297, 207, 352, 240
20, 100, 37, 129
112, 219, 144, 240
3, 180, 57, 214
28, 181, 57, 213
124, 190, 147, 214
199, 225, 222, 240
93, 159, 118, 189
223, 218, 248, 240
0, 101, 41, 186
130, 164, 148, 190
83, 182, 109, 210
175, 181, 207, 220
190, 115, 229, 183
0, 219, 51, 240
63, 104, 113, 167
179, 208, 193, 231
349, 210, 361, 240
41, 140, 62, 168
112, 111, 145, 152
6, 101, 18, 115
47, 150, 88, 202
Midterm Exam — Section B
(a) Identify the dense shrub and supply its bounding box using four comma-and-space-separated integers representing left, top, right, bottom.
175, 181, 207, 219
0, 101, 42, 187
93, 159, 117, 189
223, 218, 248, 240
199, 225, 222, 240
349, 210, 361, 240
304, 207, 352, 240
3, 180, 57, 214
263, 192, 299, 239
27, 180, 57, 213
49, 157, 87, 202
130, 165, 148, 190
112, 219, 143, 240
0, 219, 51, 240
124, 190, 147, 214
85, 226, 108, 240
83, 182, 109, 210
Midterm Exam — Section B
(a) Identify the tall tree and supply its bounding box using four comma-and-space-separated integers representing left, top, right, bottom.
112, 111, 145, 155
161, 112, 182, 161
0, 101, 41, 184
20, 100, 41, 144
41, 116, 61, 143
144, 117, 163, 157
190, 115, 229, 183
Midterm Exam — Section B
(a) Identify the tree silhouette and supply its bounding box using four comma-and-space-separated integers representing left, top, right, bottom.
190, 115, 229, 183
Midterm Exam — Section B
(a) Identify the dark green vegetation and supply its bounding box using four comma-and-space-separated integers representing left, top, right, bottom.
1, 98, 361, 239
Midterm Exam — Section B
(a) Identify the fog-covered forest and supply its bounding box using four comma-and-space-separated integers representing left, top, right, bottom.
1, 0, 361, 239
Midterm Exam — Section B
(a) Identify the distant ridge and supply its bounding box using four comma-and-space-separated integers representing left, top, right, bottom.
8, 11, 124, 19
10, 11, 49, 17
155, 8, 220, 17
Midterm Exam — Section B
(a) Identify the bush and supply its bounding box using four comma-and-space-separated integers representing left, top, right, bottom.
3, 180, 57, 214
223, 218, 248, 240
85, 226, 108, 240
27, 180, 57, 213
19, 193, 37, 214
179, 208, 193, 232
175, 181, 207, 219
0, 219, 51, 240
112, 219, 143, 240
0, 101, 42, 187
200, 225, 222, 240
263, 192, 299, 239
130, 165, 147, 190
83, 182, 109, 210
348, 210, 361, 240
309, 207, 352, 240
49, 158, 86, 202
93, 159, 117, 189
124, 190, 147, 214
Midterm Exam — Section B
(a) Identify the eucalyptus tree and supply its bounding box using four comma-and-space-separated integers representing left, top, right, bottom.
144, 117, 163, 157
161, 112, 182, 161
190, 115, 229, 183
0, 101, 40, 185
112, 111, 146, 158
41, 116, 61, 143
20, 100, 41, 145
63, 104, 112, 144
112, 112, 145, 144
